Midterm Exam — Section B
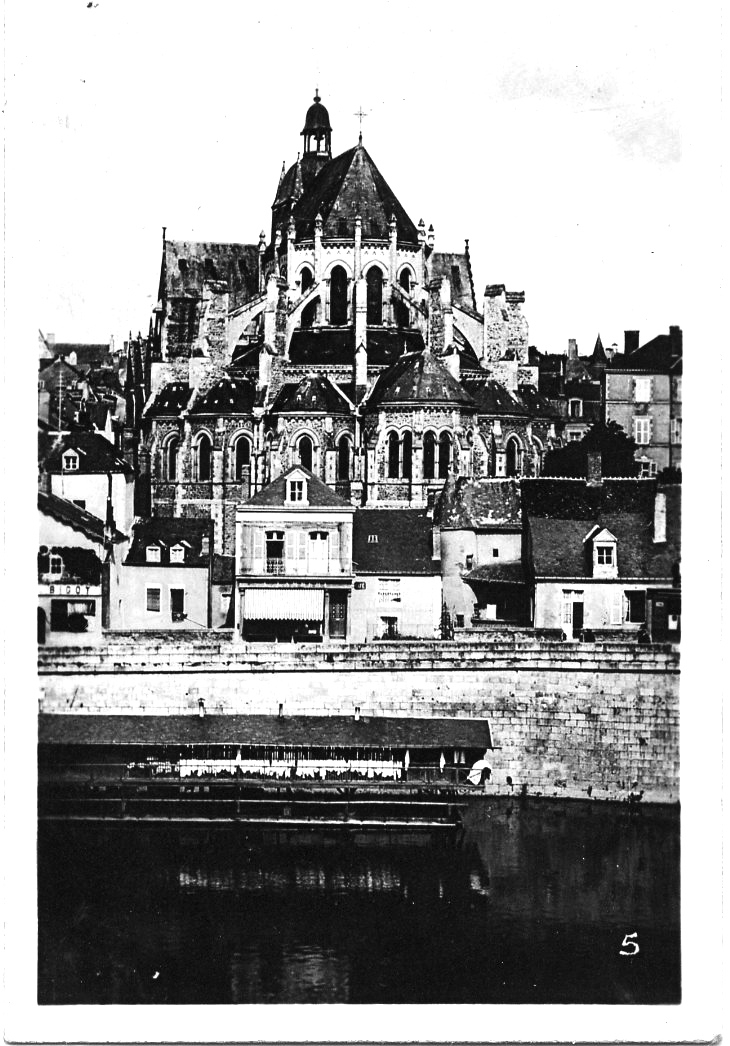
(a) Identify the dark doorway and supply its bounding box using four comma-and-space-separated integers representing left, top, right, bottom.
37, 607, 47, 644
572, 600, 584, 638
328, 592, 348, 639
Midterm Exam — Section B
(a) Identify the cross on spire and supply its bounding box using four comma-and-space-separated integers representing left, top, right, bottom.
354, 106, 368, 144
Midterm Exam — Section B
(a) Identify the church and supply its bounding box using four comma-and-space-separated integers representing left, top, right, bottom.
127, 92, 562, 559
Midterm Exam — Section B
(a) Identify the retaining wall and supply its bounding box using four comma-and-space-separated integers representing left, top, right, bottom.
38, 637, 680, 804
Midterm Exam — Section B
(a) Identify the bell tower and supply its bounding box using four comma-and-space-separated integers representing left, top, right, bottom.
300, 90, 332, 186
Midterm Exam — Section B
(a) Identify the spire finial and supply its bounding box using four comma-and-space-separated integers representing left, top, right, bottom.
314, 87, 320, 103
354, 106, 367, 145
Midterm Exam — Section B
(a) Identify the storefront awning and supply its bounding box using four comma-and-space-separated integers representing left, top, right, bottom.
243, 587, 324, 621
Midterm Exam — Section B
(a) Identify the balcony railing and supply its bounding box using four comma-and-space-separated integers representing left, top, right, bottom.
258, 559, 349, 576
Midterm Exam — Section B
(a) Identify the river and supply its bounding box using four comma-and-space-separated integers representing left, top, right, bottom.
37, 798, 680, 1004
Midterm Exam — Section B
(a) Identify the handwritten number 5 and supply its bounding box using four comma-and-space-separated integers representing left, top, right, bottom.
620, 932, 639, 956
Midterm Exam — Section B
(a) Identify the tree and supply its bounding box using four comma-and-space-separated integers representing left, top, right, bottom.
543, 421, 640, 478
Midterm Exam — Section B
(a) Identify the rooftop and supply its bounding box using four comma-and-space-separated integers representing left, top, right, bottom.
39, 490, 126, 544
242, 466, 354, 510
39, 713, 493, 751
435, 477, 522, 529
43, 431, 134, 475
353, 509, 436, 575
124, 517, 212, 567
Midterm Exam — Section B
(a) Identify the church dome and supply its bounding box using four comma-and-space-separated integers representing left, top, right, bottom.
301, 91, 332, 135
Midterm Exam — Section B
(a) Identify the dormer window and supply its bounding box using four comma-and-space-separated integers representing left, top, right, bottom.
50, 553, 63, 575
170, 544, 185, 564
62, 450, 79, 472
287, 478, 307, 503
146, 545, 161, 563
585, 526, 618, 578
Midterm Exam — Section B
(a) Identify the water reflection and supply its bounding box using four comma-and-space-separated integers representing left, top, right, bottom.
38, 799, 680, 1005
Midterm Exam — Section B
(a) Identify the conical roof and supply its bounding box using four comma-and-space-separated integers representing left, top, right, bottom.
293, 144, 419, 243
366, 350, 476, 410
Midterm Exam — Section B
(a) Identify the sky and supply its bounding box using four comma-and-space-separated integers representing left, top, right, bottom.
6, 0, 714, 357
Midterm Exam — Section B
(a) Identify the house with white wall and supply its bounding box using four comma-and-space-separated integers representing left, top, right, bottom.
42, 431, 135, 533
38, 490, 127, 643
117, 517, 213, 630
522, 475, 681, 641
350, 508, 441, 641
235, 466, 355, 641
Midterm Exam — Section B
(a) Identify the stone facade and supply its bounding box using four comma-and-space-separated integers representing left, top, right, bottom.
127, 93, 563, 558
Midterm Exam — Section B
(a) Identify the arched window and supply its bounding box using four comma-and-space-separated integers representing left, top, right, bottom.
505, 437, 521, 478
165, 435, 179, 482
438, 432, 452, 479
366, 267, 384, 325
423, 431, 436, 479
329, 266, 348, 326
300, 266, 316, 328
402, 430, 413, 480
396, 269, 412, 327
337, 435, 351, 480
387, 431, 400, 479
298, 434, 314, 472
233, 435, 251, 480
195, 433, 212, 482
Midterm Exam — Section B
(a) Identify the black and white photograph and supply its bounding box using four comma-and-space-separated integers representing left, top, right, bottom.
3, 0, 724, 1041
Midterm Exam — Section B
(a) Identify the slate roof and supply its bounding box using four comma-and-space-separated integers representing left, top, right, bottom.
462, 379, 526, 415
463, 562, 527, 585
144, 382, 191, 418
243, 466, 353, 509
160, 240, 260, 301
190, 377, 257, 415
124, 517, 212, 567
270, 375, 352, 415
43, 431, 134, 475
522, 479, 681, 579
435, 478, 522, 529
366, 350, 476, 410
50, 343, 114, 369
608, 331, 683, 374
39, 714, 492, 751
516, 384, 562, 418
39, 491, 126, 544
353, 509, 435, 575
292, 144, 419, 244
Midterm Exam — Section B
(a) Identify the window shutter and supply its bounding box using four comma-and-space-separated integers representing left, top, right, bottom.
253, 529, 264, 567
298, 531, 307, 560
610, 589, 623, 625
286, 530, 296, 561
330, 528, 340, 569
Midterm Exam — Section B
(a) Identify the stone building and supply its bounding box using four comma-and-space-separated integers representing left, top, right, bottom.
130, 92, 562, 556
604, 327, 683, 476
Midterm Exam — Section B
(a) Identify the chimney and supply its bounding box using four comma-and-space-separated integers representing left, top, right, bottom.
38, 468, 51, 494
586, 450, 602, 486
653, 491, 667, 543
567, 338, 578, 360
669, 325, 682, 359
607, 343, 617, 361
624, 330, 640, 355
47, 333, 56, 348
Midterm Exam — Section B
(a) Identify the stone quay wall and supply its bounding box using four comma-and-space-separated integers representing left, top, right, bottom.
38, 637, 680, 804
